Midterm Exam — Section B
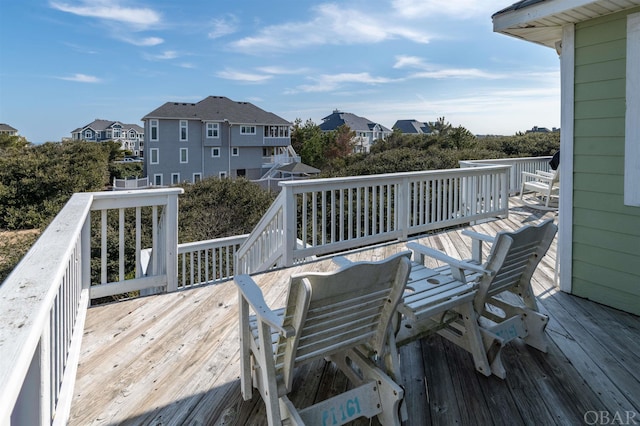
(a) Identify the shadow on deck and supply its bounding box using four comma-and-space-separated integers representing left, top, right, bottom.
69, 200, 640, 425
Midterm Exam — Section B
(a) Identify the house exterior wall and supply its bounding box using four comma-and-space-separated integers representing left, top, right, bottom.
572, 7, 640, 314
145, 120, 283, 184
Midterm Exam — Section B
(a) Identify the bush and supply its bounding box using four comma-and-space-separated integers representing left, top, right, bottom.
0, 141, 112, 229
177, 177, 275, 243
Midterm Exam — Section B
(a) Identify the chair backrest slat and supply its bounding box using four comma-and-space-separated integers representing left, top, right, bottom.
475, 219, 557, 312
276, 251, 411, 391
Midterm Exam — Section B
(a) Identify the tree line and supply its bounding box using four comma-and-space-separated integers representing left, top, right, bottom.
0, 122, 558, 285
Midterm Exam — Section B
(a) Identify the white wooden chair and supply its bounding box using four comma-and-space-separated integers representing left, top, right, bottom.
235, 251, 412, 425
520, 168, 560, 208
406, 219, 558, 378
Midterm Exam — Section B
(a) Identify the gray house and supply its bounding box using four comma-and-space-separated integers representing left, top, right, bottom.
71, 119, 144, 156
319, 110, 392, 153
142, 96, 293, 185
0, 124, 18, 136
392, 119, 432, 135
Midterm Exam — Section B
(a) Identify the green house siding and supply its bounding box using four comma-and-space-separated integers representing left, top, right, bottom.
573, 8, 640, 315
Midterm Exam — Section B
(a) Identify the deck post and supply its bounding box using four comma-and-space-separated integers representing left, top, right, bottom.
282, 185, 296, 267
81, 213, 91, 290
165, 192, 180, 292
398, 177, 409, 241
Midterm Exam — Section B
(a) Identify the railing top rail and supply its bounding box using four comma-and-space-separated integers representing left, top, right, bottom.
459, 156, 552, 166
178, 234, 249, 253
90, 188, 184, 210
278, 165, 511, 189
0, 192, 93, 413
93, 187, 184, 200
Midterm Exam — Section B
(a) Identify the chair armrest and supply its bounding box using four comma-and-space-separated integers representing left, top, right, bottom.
461, 230, 495, 263
522, 171, 553, 183
234, 274, 292, 337
406, 242, 489, 275
461, 229, 494, 243
536, 170, 555, 178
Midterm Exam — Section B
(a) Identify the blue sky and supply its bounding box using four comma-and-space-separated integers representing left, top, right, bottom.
0, 0, 561, 144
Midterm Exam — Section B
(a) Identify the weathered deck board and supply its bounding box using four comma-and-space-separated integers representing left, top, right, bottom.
69, 200, 640, 425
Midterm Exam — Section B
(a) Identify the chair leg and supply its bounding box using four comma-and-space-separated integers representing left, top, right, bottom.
436, 302, 493, 377
256, 322, 282, 425
238, 297, 253, 400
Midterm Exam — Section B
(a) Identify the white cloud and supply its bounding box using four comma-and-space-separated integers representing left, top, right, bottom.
208, 16, 237, 39
124, 36, 164, 47
231, 3, 432, 54
50, 1, 163, 46
391, 0, 507, 19
295, 72, 395, 93
394, 55, 506, 80
145, 50, 179, 60
256, 66, 309, 75
50, 0, 161, 29
58, 73, 102, 83
216, 69, 272, 83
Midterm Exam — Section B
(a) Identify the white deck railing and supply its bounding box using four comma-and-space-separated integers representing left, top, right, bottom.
0, 188, 182, 425
236, 165, 511, 275
0, 156, 549, 424
112, 176, 150, 190
177, 235, 248, 288
459, 156, 552, 195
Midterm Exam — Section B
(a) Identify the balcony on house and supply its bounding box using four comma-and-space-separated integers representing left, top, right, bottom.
1, 156, 639, 425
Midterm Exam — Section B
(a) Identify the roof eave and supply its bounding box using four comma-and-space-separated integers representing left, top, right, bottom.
493, 0, 640, 48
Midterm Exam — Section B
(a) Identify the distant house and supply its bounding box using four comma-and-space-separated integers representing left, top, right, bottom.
392, 119, 432, 135
493, 0, 640, 315
525, 126, 559, 134
141, 96, 294, 186
71, 119, 144, 156
319, 110, 392, 153
0, 124, 18, 136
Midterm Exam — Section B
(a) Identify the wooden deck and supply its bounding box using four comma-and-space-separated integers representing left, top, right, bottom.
69, 200, 640, 426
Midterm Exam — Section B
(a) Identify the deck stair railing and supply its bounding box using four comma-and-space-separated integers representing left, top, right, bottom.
236, 165, 511, 275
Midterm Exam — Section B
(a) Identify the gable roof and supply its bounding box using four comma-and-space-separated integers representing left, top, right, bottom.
319, 110, 391, 133
142, 96, 291, 125
72, 120, 144, 134
493, 0, 640, 48
0, 124, 17, 132
393, 119, 431, 134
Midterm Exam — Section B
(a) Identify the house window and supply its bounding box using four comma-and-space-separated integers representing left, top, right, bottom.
264, 125, 289, 137
154, 174, 163, 186
211, 147, 220, 157
180, 120, 188, 141
150, 148, 159, 164
193, 173, 202, 183
180, 148, 188, 163
150, 120, 158, 141
625, 12, 640, 206
113, 128, 121, 138
232, 147, 239, 156
240, 125, 256, 135
219, 171, 227, 178
84, 129, 92, 139
171, 173, 180, 185
206, 122, 219, 138
129, 130, 136, 138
